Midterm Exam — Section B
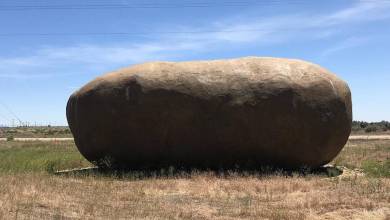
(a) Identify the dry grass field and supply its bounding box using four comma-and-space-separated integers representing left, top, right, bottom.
0, 140, 389, 219
0, 127, 72, 139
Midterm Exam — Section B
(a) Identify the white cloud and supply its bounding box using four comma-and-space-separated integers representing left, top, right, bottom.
320, 37, 368, 58
1, 0, 390, 79
324, 0, 390, 24
178, 0, 390, 44
0, 42, 204, 79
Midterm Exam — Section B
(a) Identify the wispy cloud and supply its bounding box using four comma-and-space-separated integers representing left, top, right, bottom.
323, 0, 390, 24
0, 42, 203, 79
1, 0, 389, 79
176, 0, 390, 44
320, 37, 368, 58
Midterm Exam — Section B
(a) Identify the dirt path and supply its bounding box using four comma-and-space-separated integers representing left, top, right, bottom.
0, 136, 389, 142
348, 135, 390, 140
0, 138, 74, 142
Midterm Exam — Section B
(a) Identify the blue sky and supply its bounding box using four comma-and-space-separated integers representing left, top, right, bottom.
0, 0, 389, 126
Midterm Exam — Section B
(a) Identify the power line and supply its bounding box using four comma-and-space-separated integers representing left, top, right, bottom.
0, 101, 23, 125
0, 1, 308, 10
0, 0, 388, 11
0, 28, 303, 37
0, 112, 12, 123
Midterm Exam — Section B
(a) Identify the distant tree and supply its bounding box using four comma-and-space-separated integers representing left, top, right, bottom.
360, 121, 369, 128
379, 121, 390, 131
352, 120, 389, 133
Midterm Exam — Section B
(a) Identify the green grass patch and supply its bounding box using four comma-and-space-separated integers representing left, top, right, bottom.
332, 140, 390, 171
0, 141, 91, 174
0, 140, 389, 177
362, 160, 390, 178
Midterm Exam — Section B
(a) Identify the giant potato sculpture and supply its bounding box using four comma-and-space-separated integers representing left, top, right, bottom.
67, 57, 352, 168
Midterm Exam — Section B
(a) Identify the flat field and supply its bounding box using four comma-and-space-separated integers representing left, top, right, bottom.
1, 125, 390, 139
0, 127, 72, 138
0, 140, 389, 219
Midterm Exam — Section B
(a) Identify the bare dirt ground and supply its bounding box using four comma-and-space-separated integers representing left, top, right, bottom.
349, 135, 390, 140
0, 137, 74, 141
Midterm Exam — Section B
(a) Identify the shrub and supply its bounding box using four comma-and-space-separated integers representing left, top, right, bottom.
6, 136, 14, 141
365, 126, 378, 133
360, 121, 369, 128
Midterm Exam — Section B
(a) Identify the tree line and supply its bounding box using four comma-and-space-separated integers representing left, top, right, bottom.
352, 121, 390, 133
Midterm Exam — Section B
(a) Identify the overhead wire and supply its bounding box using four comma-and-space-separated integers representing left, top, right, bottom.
0, 0, 308, 10
0, 101, 23, 125
0, 112, 12, 124
0, 27, 308, 37
0, 0, 388, 11
0, 0, 387, 37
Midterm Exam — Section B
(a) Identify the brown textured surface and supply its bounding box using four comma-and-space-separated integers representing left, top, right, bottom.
66, 57, 352, 168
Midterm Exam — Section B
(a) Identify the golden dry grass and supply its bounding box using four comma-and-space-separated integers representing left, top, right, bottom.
0, 173, 389, 219
0, 140, 389, 219
0, 127, 72, 138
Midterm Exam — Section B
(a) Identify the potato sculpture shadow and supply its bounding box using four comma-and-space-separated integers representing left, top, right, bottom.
67, 57, 352, 169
